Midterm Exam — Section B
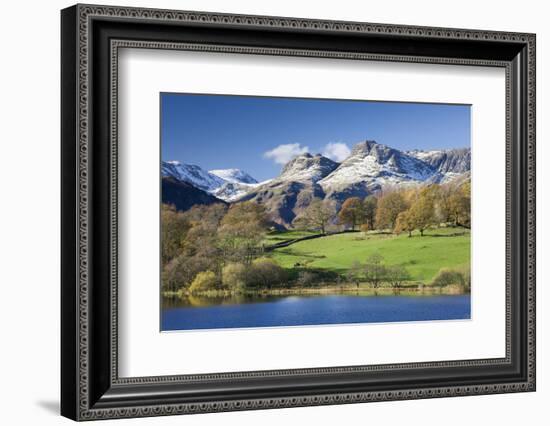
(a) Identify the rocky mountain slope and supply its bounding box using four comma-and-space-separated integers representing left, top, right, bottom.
162, 161, 225, 192
277, 153, 339, 183
238, 153, 337, 225
319, 141, 437, 203
407, 148, 471, 182
162, 141, 470, 224
161, 177, 226, 211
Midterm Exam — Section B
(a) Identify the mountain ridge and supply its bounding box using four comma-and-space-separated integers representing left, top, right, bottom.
162, 161, 262, 202
162, 140, 470, 225
161, 176, 226, 211
319, 140, 439, 203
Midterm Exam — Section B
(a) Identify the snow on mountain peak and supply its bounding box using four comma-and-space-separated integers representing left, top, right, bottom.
162, 141, 471, 210
319, 140, 436, 193
407, 148, 471, 175
162, 161, 261, 202
161, 161, 225, 192
278, 153, 339, 183
209, 168, 258, 185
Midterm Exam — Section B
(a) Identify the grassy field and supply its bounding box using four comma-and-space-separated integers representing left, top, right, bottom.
270, 227, 470, 283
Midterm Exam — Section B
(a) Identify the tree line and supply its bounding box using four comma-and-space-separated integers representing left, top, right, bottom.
346, 253, 469, 292
293, 180, 471, 237
346, 253, 411, 289
162, 202, 287, 294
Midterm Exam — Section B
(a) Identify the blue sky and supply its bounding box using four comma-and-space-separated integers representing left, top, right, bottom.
161, 93, 471, 182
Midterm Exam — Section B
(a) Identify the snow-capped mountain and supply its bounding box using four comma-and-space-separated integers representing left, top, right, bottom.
163, 141, 470, 224
319, 141, 438, 199
243, 141, 469, 225
209, 168, 258, 185
407, 148, 471, 175
211, 181, 260, 202
161, 161, 261, 202
209, 168, 261, 201
162, 161, 225, 192
277, 153, 339, 183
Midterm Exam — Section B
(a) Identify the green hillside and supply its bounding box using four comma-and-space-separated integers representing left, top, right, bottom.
270, 227, 470, 283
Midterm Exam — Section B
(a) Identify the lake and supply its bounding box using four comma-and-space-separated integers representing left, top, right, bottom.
161, 293, 471, 331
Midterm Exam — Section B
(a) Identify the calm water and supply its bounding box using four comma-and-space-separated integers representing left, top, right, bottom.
161, 293, 470, 331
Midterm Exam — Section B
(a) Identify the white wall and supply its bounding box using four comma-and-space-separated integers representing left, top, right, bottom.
0, 0, 546, 424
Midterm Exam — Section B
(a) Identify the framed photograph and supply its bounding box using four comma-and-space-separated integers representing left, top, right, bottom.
61, 4, 536, 421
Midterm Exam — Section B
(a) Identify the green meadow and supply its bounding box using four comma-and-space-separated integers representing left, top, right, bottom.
269, 227, 470, 284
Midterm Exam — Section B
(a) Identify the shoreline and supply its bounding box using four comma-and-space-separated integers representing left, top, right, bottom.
163, 284, 469, 299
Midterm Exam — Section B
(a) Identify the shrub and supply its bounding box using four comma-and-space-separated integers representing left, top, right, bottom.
431, 268, 464, 288
457, 264, 471, 291
222, 263, 247, 292
296, 271, 317, 287
162, 254, 211, 292
189, 271, 219, 294
296, 269, 341, 287
246, 258, 287, 289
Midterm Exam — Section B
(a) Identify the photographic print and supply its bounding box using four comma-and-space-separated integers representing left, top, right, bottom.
160, 94, 472, 331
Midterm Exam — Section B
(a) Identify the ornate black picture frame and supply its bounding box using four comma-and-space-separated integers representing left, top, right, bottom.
61, 4, 536, 421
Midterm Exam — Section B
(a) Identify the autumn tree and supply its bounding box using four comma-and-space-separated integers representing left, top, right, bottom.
408, 187, 436, 236
433, 184, 454, 224
161, 204, 191, 265
162, 203, 227, 291
375, 191, 408, 230
183, 203, 227, 227
293, 198, 336, 234
162, 253, 212, 292
363, 195, 378, 230
181, 204, 226, 257
338, 197, 365, 230
449, 181, 471, 228
217, 202, 268, 265
180, 204, 228, 277
394, 210, 415, 237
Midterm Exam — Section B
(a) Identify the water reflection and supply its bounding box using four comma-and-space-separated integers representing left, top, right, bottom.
161, 292, 471, 331
162, 288, 449, 309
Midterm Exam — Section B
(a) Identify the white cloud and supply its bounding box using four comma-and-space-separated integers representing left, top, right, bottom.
322, 142, 351, 162
263, 143, 310, 165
